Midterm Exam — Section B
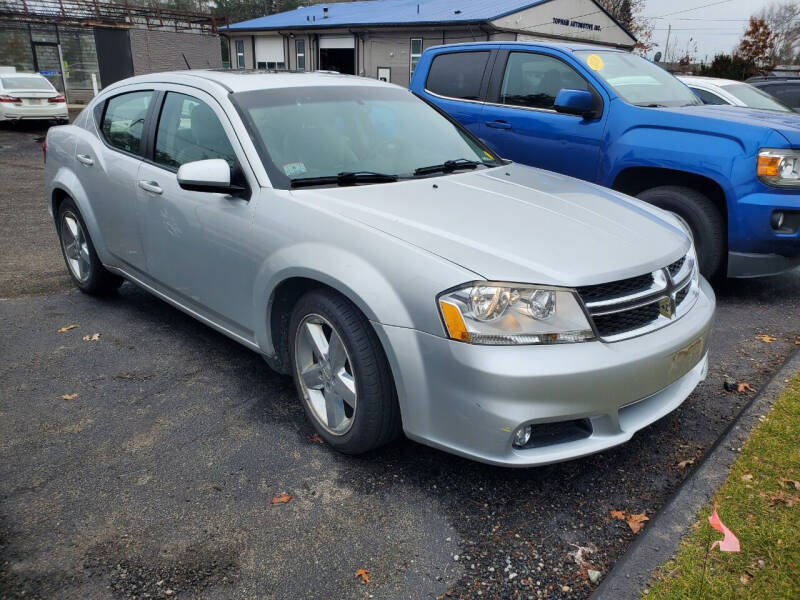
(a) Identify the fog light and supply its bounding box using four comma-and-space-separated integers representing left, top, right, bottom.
771, 211, 785, 230
513, 425, 532, 448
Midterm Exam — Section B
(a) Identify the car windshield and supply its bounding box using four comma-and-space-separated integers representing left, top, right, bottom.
233, 85, 501, 188
574, 50, 702, 108
0, 76, 53, 91
721, 83, 792, 112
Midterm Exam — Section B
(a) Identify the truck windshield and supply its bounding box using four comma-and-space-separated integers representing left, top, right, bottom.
721, 83, 792, 112
574, 51, 702, 108
232, 85, 502, 189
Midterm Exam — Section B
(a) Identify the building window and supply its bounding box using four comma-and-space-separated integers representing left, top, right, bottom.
296, 39, 305, 71
235, 40, 245, 69
410, 38, 422, 78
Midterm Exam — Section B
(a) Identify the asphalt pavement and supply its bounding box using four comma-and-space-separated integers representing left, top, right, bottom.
1, 119, 799, 600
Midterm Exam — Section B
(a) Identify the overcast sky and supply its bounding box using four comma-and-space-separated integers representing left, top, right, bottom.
642, 0, 773, 63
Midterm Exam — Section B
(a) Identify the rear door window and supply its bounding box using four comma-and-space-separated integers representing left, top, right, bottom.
765, 83, 800, 108
425, 51, 490, 100
691, 87, 728, 105
100, 91, 153, 155
498, 52, 589, 110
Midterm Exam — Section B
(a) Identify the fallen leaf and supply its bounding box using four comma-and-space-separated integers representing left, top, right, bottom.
61, 393, 78, 400
737, 382, 755, 393
779, 478, 800, 491
58, 324, 78, 332
610, 510, 626, 520
740, 572, 753, 584
741, 473, 754, 482
678, 459, 695, 469
626, 513, 649, 534
82, 333, 100, 342
755, 334, 776, 343
270, 492, 292, 505
309, 433, 324, 444
768, 490, 798, 507
355, 568, 370, 583
709, 508, 740, 552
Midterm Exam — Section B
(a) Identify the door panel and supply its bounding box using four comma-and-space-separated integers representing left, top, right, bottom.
33, 44, 63, 92
75, 90, 154, 270
480, 51, 606, 182
137, 90, 256, 334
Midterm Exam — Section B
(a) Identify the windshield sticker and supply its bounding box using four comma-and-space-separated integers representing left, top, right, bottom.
586, 54, 604, 71
283, 162, 307, 177
483, 150, 495, 160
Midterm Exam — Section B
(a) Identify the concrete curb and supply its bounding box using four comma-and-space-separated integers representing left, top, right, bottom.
592, 347, 800, 600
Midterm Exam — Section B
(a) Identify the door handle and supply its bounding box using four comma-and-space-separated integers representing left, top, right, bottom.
76, 153, 93, 166
138, 180, 163, 195
485, 120, 512, 130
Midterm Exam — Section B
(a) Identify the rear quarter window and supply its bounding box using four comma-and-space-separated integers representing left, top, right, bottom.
425, 51, 490, 101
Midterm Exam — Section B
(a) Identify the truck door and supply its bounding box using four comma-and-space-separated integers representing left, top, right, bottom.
479, 50, 606, 183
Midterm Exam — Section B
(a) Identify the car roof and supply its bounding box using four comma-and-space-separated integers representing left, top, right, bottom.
0, 72, 47, 78
104, 69, 400, 95
747, 75, 800, 83
677, 75, 741, 87
424, 40, 622, 53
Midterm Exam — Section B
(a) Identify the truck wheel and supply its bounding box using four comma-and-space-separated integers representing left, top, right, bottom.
637, 186, 725, 279
57, 198, 123, 294
289, 288, 401, 454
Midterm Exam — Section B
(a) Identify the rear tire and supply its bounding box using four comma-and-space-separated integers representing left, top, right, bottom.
637, 185, 725, 279
57, 197, 123, 295
289, 288, 400, 454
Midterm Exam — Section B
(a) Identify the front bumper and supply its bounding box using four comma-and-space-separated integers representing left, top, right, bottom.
1, 103, 68, 121
375, 278, 715, 467
729, 189, 800, 277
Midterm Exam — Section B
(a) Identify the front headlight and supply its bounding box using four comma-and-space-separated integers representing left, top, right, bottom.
757, 148, 800, 187
437, 283, 595, 345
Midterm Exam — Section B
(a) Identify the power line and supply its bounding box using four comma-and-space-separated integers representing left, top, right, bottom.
654, 0, 736, 19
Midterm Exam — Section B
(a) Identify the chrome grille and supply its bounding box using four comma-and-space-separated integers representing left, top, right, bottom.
577, 252, 698, 342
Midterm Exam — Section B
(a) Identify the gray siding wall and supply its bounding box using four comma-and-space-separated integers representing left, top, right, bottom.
129, 30, 222, 74
229, 35, 255, 69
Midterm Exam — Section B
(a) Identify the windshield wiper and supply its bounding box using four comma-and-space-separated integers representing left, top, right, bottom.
291, 171, 398, 188
413, 158, 481, 176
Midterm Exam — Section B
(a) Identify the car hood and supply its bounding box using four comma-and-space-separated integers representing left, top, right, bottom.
291, 164, 689, 287
657, 104, 800, 146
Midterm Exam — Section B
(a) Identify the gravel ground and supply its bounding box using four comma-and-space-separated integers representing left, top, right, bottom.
1, 119, 799, 599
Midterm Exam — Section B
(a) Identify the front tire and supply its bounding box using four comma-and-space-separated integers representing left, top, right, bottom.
57, 198, 123, 294
289, 288, 400, 454
636, 185, 725, 279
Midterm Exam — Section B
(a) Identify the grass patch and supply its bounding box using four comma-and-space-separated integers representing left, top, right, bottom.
644, 373, 800, 600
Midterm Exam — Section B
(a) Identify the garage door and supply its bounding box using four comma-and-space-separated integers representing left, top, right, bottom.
319, 36, 355, 49
255, 36, 284, 68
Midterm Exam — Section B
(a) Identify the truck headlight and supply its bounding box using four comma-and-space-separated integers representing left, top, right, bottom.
438, 283, 595, 345
757, 148, 800, 187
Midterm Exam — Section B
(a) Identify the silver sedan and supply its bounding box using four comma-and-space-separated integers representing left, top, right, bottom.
44, 71, 715, 466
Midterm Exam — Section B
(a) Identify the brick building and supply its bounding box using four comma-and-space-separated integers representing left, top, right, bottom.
0, 0, 225, 104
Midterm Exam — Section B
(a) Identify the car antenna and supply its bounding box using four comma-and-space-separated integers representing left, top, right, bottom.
182, 53, 192, 69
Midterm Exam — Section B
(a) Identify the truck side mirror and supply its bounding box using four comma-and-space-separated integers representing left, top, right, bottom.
554, 89, 597, 118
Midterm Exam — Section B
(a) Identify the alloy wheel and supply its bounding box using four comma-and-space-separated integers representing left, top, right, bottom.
60, 211, 91, 282
294, 314, 357, 435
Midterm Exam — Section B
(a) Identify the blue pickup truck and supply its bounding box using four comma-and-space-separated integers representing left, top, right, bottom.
410, 42, 800, 279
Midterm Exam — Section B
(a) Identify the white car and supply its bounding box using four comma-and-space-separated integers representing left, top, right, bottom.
679, 75, 793, 112
0, 72, 68, 123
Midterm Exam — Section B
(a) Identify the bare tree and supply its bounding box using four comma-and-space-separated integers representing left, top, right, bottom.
598, 0, 654, 52
757, 1, 800, 64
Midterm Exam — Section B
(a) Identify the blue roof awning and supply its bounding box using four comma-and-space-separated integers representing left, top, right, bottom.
221, 0, 551, 31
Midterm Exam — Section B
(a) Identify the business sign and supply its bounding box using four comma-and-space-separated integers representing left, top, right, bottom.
553, 17, 602, 32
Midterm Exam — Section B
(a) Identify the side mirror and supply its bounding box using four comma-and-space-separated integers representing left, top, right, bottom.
554, 89, 597, 118
177, 158, 244, 194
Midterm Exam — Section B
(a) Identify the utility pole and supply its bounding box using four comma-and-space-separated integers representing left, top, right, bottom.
664, 23, 672, 62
